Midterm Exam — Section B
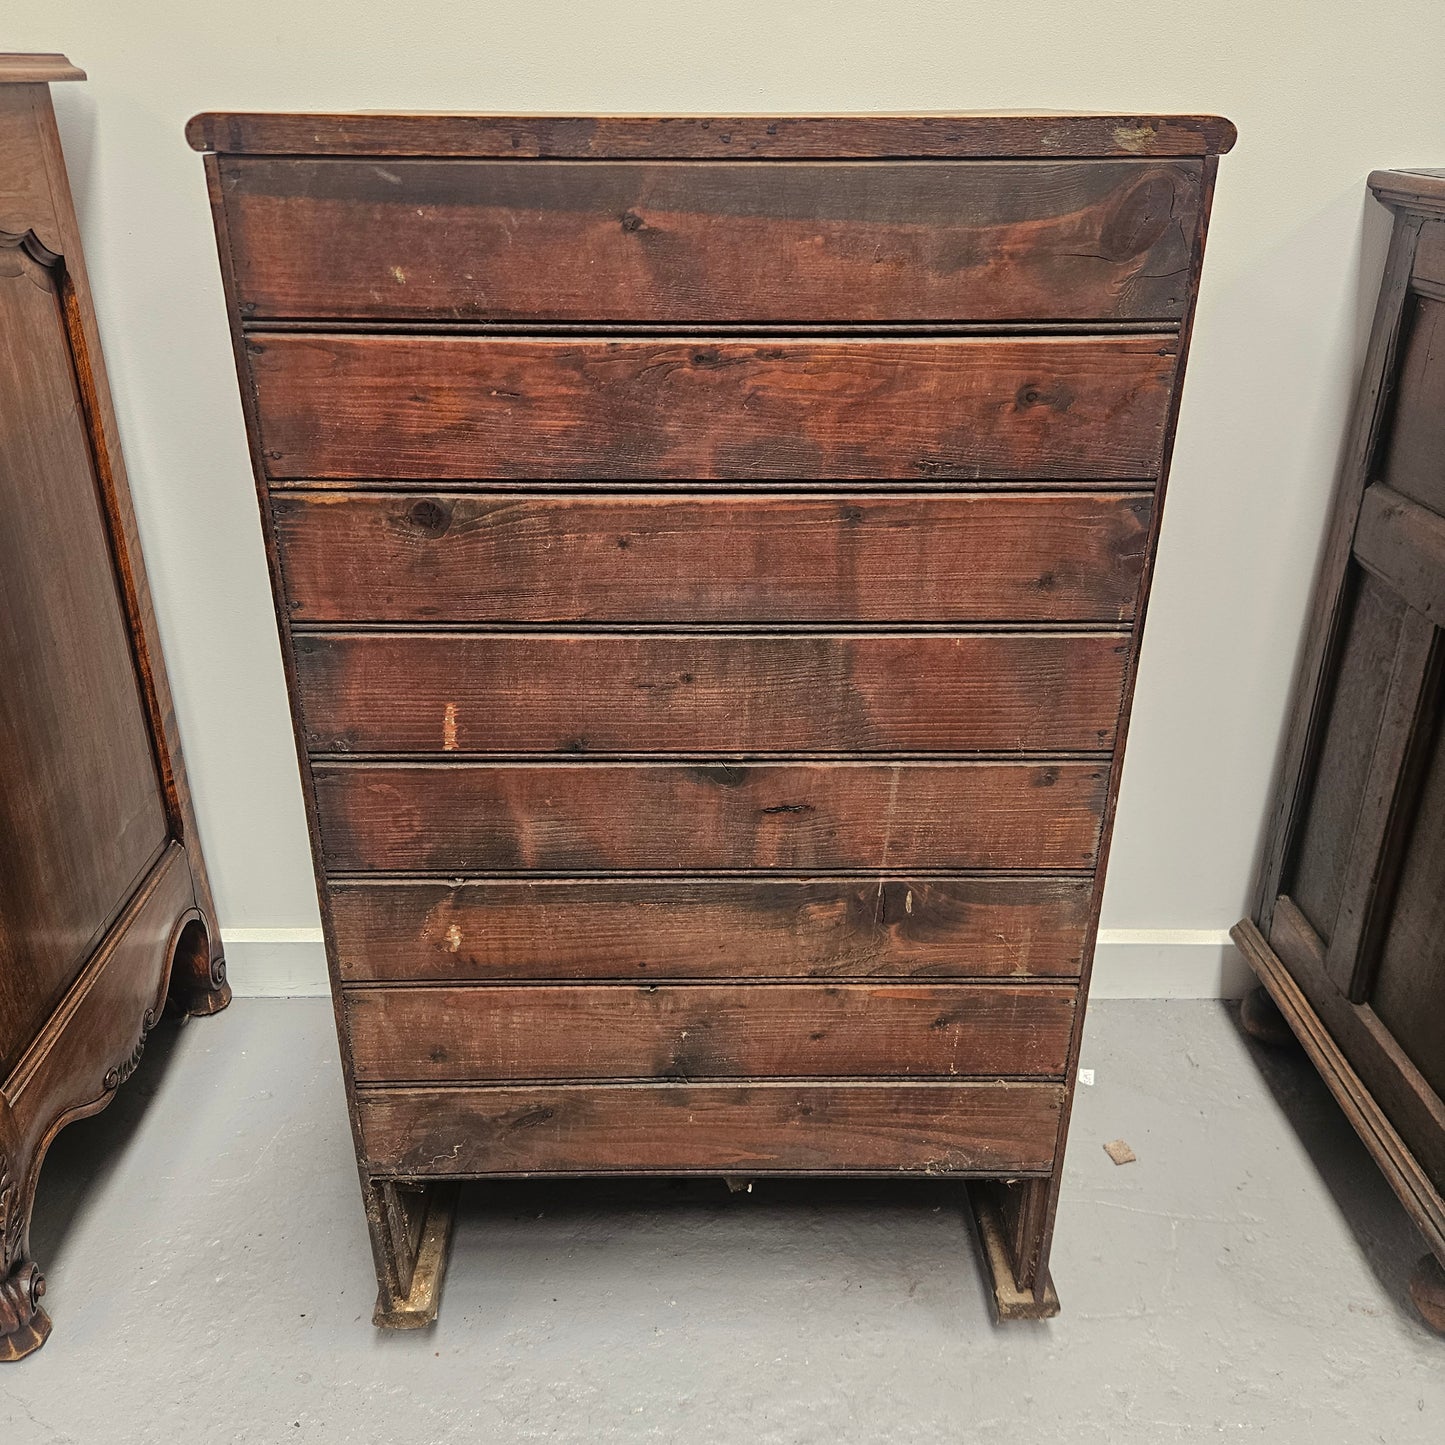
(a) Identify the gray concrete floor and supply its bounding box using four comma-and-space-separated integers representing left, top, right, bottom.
2, 1000, 1442, 1443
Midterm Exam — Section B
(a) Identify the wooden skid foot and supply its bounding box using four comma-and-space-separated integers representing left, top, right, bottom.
373, 1185, 459, 1330
1239, 985, 1296, 1048
0, 1261, 51, 1362
1409, 1253, 1445, 1335
969, 1186, 1060, 1321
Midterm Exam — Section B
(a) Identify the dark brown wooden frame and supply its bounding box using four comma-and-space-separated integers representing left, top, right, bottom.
1, 55, 229, 1361
190, 109, 1232, 1327
1234, 168, 1445, 1333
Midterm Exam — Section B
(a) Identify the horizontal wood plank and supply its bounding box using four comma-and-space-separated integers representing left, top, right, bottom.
344, 982, 1077, 1083
356, 1081, 1066, 1175
0, 53, 86, 84
188, 111, 1236, 159
272, 492, 1153, 624
312, 760, 1108, 873
248, 335, 1178, 480
294, 631, 1131, 754
327, 876, 1095, 982
219, 158, 1201, 323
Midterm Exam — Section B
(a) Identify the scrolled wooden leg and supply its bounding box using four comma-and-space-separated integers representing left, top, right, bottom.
1409, 1253, 1445, 1335
165, 914, 231, 1018
0, 1259, 51, 1362
1239, 985, 1296, 1048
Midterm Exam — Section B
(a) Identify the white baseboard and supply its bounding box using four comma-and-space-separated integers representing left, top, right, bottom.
221, 929, 329, 997
1090, 929, 1251, 999
219, 927, 1251, 1000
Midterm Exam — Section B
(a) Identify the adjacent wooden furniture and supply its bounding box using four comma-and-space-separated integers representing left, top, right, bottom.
0, 55, 229, 1361
190, 109, 1233, 1326
1234, 169, 1445, 1335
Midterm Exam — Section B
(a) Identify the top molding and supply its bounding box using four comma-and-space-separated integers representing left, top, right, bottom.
0, 53, 85, 84
186, 111, 1237, 160
1369, 168, 1445, 219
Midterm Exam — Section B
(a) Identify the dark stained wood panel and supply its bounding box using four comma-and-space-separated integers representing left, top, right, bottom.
0, 54, 86, 84
248, 334, 1178, 481
1284, 568, 1405, 944
220, 159, 1201, 323
1379, 295, 1445, 517
2, 63, 228, 1359
272, 492, 1153, 625
188, 111, 1237, 160
190, 107, 1232, 1326
294, 631, 1131, 755
1415, 221, 1445, 290
344, 982, 1078, 1083
312, 760, 1108, 873
1369, 682, 1445, 1109
357, 1081, 1066, 1175
1353, 484, 1445, 624
328, 876, 1096, 982
1240, 172, 1445, 1277
0, 247, 168, 1073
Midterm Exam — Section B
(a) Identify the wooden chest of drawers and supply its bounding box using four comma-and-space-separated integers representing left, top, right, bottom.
189, 111, 1233, 1326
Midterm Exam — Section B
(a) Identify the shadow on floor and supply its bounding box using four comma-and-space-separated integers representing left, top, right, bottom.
423, 1173, 1002, 1339
1226, 998, 1428, 1326
28, 1015, 191, 1271
450, 1172, 980, 1231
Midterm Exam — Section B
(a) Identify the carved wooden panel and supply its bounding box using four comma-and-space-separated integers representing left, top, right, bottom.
0, 57, 228, 1362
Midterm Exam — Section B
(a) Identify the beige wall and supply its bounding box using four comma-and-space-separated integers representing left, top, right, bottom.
11, 2, 1445, 992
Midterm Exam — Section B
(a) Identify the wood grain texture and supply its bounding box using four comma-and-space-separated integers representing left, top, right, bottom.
1284, 569, 1405, 944
248, 334, 1178, 481
0, 242, 167, 1074
0, 83, 227, 1010
1250, 209, 1426, 931
0, 842, 194, 1358
344, 982, 1077, 1083
0, 89, 63, 256
1320, 608, 1436, 999
1233, 918, 1445, 1263
1355, 483, 1445, 625
187, 111, 1236, 160
1370, 684, 1445, 1107
1370, 170, 1445, 221
1268, 897, 1445, 1198
1, 68, 227, 1361
1240, 176, 1445, 1272
189, 108, 1230, 1326
294, 631, 1130, 755
1380, 296, 1445, 516
328, 876, 1095, 982
0, 842, 197, 1357
272, 491, 1153, 625
0, 55, 84, 84
219, 158, 1201, 323
357, 1080, 1066, 1176
313, 760, 1108, 873
1415, 222, 1445, 292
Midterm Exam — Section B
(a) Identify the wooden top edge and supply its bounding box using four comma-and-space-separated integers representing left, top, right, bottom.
0, 53, 85, 84
1369, 168, 1445, 217
186, 111, 1236, 159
